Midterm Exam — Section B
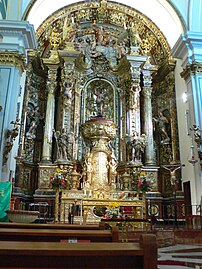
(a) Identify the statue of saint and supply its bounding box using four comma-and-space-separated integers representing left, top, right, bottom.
117, 41, 126, 59
26, 106, 44, 138
131, 132, 147, 163
153, 112, 170, 144
63, 16, 77, 42
54, 128, 68, 160
95, 89, 105, 116
107, 150, 117, 185
83, 149, 93, 185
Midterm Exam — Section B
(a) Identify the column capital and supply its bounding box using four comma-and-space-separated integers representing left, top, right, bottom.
0, 20, 37, 54
142, 76, 153, 87
142, 87, 152, 97
131, 68, 141, 81
43, 50, 63, 68
142, 59, 158, 88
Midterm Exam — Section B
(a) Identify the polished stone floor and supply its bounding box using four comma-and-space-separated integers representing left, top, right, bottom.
158, 244, 202, 268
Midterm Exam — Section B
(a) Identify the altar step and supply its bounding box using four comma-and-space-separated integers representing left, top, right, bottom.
125, 230, 202, 247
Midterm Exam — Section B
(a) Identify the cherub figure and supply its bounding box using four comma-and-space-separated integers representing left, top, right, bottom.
63, 81, 72, 100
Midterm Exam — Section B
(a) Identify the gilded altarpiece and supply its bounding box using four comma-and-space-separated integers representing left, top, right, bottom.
14, 0, 183, 222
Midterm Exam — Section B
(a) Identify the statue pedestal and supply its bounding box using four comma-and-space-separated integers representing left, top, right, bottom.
80, 117, 117, 196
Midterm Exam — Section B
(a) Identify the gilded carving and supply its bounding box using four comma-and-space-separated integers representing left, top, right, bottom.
0, 51, 26, 71
80, 119, 117, 142
36, 1, 170, 65
39, 168, 53, 189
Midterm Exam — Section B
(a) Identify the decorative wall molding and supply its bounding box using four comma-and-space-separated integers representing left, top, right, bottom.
181, 62, 202, 80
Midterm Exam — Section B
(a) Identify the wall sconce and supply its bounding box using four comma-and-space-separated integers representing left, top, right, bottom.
188, 144, 198, 166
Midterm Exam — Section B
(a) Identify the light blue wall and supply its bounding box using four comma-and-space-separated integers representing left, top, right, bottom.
0, 0, 7, 19
192, 75, 202, 128
6, 0, 23, 20
0, 66, 21, 180
0, 20, 37, 181
0, 67, 11, 146
187, 0, 202, 31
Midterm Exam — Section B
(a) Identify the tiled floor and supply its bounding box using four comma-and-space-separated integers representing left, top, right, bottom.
158, 244, 202, 268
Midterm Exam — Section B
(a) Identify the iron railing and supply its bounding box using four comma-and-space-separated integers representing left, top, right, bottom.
12, 201, 202, 230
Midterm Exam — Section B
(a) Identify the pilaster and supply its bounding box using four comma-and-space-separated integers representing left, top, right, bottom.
41, 56, 59, 163
171, 31, 202, 205
171, 32, 202, 148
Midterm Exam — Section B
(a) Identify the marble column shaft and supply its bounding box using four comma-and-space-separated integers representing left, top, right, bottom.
72, 86, 81, 160
142, 84, 156, 165
42, 68, 57, 162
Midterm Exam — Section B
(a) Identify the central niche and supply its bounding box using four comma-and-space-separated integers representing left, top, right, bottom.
84, 79, 115, 121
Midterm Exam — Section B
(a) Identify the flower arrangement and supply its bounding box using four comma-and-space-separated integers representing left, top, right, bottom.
50, 168, 67, 190
105, 202, 122, 219
137, 172, 152, 192
109, 202, 119, 208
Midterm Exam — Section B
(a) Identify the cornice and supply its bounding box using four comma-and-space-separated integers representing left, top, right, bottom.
171, 31, 202, 66
153, 57, 176, 82
0, 20, 37, 50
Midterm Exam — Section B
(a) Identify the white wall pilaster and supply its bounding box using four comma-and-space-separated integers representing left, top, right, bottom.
171, 32, 202, 205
